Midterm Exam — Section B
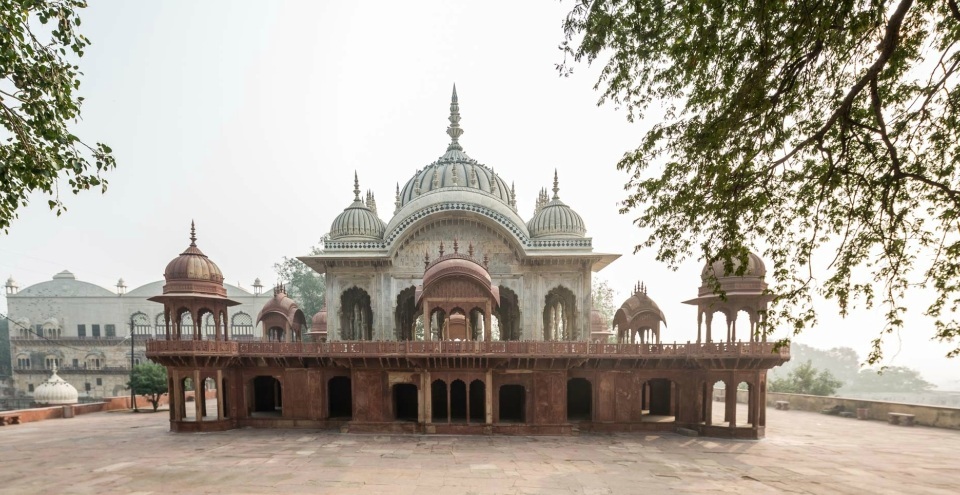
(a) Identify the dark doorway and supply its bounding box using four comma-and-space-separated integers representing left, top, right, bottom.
393, 384, 418, 421
649, 378, 674, 416
328, 376, 352, 419
498, 385, 525, 422
253, 376, 281, 413
469, 380, 485, 422
450, 380, 467, 422
221, 378, 229, 419
431, 380, 448, 422
567, 378, 592, 421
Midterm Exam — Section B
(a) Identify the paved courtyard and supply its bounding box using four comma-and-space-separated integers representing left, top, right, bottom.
0, 404, 957, 495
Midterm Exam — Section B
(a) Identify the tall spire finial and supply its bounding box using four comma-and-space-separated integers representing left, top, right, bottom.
552, 169, 560, 200
189, 220, 197, 247
446, 84, 464, 152
353, 172, 361, 201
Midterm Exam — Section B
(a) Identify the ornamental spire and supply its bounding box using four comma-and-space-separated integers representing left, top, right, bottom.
189, 220, 197, 247
552, 169, 560, 200
394, 183, 401, 214
446, 84, 464, 152
353, 172, 361, 202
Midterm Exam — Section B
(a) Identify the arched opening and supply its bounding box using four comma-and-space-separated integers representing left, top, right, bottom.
566, 378, 592, 421
447, 308, 467, 341
328, 376, 352, 419
450, 380, 467, 422
737, 381, 755, 427
202, 312, 216, 340
734, 309, 753, 342
200, 377, 216, 419
178, 310, 194, 340
498, 385, 525, 423
394, 286, 419, 340
647, 378, 676, 422
221, 378, 229, 419
180, 377, 194, 421
339, 287, 373, 340
496, 286, 521, 340
428, 308, 446, 341
469, 380, 485, 422
708, 380, 726, 425
252, 376, 281, 415
131, 312, 151, 339
469, 307, 486, 341
543, 286, 578, 341
267, 326, 285, 342
155, 313, 167, 339
431, 379, 448, 422
393, 383, 418, 421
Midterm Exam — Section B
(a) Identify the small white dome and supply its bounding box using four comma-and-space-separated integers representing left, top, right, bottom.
33, 366, 79, 405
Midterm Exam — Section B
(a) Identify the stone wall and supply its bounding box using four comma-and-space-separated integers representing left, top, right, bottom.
0, 394, 172, 425
765, 392, 960, 430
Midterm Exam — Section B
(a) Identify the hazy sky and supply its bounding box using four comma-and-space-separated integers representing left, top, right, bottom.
1, 1, 956, 386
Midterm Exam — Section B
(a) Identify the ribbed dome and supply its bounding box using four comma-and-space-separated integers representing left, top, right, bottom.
164, 223, 224, 284
34, 366, 78, 405
329, 174, 386, 240
527, 172, 586, 238
701, 251, 766, 280
160, 222, 228, 298
397, 86, 514, 210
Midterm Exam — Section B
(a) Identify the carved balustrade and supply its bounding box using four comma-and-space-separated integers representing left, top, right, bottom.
147, 339, 790, 359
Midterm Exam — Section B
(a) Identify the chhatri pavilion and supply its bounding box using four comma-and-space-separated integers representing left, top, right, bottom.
146, 87, 789, 438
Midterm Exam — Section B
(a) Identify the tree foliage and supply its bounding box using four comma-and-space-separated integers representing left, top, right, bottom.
0, 0, 115, 232
769, 359, 844, 396
274, 241, 326, 318
560, 0, 960, 362
854, 365, 935, 392
591, 278, 618, 327
128, 362, 167, 412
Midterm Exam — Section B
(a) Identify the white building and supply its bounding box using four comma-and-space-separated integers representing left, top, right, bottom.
4, 270, 270, 401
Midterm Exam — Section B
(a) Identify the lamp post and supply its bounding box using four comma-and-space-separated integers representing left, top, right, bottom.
129, 316, 138, 412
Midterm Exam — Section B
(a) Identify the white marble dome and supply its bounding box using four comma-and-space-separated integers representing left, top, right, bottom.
527, 173, 586, 238
330, 174, 387, 240
33, 366, 79, 405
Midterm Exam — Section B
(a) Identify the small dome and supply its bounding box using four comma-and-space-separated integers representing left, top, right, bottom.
701, 251, 766, 280
160, 222, 228, 298
310, 308, 328, 332
33, 366, 78, 405
329, 174, 386, 240
52, 270, 76, 280
5, 275, 16, 287
615, 286, 667, 327
527, 172, 586, 238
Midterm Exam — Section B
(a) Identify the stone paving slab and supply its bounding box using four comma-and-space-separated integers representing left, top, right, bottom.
0, 405, 958, 494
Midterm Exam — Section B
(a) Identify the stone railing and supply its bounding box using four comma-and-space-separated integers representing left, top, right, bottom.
147, 339, 789, 359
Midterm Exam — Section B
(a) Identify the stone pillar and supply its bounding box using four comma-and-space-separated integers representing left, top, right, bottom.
484, 302, 492, 342
216, 369, 224, 421
485, 370, 493, 424
424, 301, 431, 342
194, 369, 203, 421
424, 371, 432, 424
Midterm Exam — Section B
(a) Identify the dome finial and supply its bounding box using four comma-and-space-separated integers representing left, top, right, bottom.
190, 220, 197, 247
446, 84, 464, 152
552, 169, 560, 200
353, 172, 361, 202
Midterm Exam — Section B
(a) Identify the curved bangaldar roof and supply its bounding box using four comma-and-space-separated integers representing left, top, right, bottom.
395, 85, 515, 212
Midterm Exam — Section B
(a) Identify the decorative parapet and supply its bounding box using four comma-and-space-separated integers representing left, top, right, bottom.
147, 340, 789, 360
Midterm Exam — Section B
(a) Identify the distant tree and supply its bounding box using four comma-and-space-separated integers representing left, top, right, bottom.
560, 1, 960, 363
591, 278, 617, 328
128, 362, 167, 412
771, 343, 860, 388
274, 240, 327, 318
852, 366, 935, 393
0, 0, 116, 232
769, 359, 843, 396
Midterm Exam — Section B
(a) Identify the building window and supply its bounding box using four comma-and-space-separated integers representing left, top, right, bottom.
132, 312, 151, 337
28, 384, 34, 392
72, 358, 79, 368
85, 383, 91, 392
86, 355, 102, 370
77, 324, 86, 338
232, 312, 254, 340
16, 355, 30, 369
96, 378, 102, 386
45, 357, 60, 369
92, 324, 101, 338
105, 324, 116, 337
